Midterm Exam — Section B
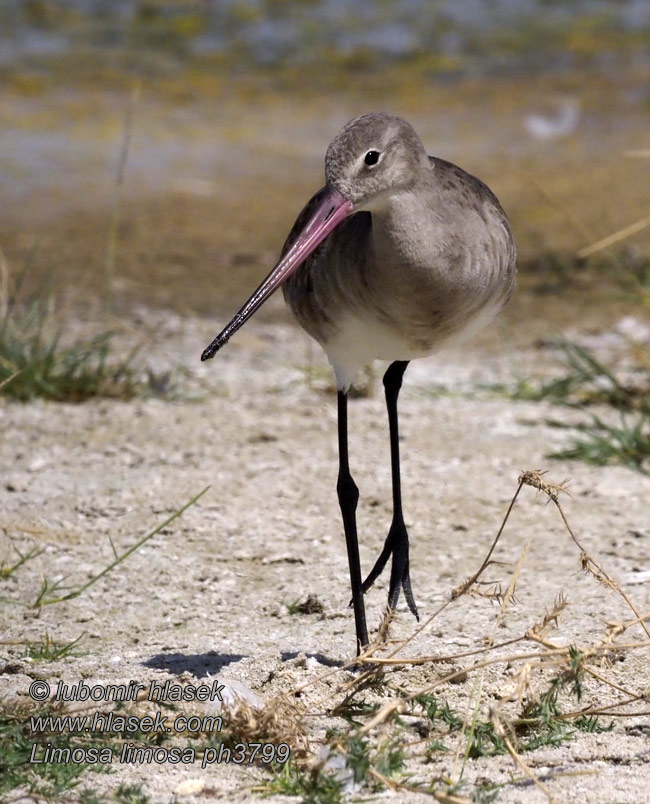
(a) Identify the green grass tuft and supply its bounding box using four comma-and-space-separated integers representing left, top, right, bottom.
549, 411, 650, 473
0, 297, 142, 401
0, 708, 105, 797
494, 340, 649, 410
267, 759, 344, 804
19, 633, 86, 662
490, 335, 650, 472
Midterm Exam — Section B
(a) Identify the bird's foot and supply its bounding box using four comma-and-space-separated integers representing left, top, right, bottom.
359, 518, 419, 620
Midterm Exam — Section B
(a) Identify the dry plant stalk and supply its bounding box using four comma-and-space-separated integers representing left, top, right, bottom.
518, 469, 570, 502
603, 611, 650, 646
223, 696, 309, 761
490, 706, 557, 804
374, 605, 396, 646
577, 214, 650, 258
452, 535, 532, 783
526, 593, 568, 644
378, 467, 529, 663
369, 769, 474, 804
450, 476, 526, 601
519, 470, 650, 640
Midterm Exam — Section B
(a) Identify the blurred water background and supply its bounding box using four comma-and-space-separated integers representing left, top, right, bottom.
2, 0, 649, 75
0, 0, 649, 312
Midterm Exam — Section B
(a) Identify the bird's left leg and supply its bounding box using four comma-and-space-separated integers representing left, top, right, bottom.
361, 361, 419, 618
338, 390, 370, 652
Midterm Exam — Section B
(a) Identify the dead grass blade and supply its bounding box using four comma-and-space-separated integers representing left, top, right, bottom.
577, 214, 650, 259
519, 470, 650, 639
490, 707, 557, 804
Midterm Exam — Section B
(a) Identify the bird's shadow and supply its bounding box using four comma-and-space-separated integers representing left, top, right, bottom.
142, 650, 345, 678
142, 651, 245, 678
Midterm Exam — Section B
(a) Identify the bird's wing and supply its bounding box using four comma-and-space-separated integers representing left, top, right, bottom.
280, 187, 372, 343
429, 156, 510, 219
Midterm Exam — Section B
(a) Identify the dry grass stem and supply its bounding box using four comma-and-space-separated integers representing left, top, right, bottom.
519, 469, 571, 502
490, 708, 558, 804
527, 594, 568, 642
451, 475, 526, 601
374, 605, 396, 646
521, 470, 650, 639
224, 697, 309, 760
577, 214, 650, 258
584, 666, 641, 699
357, 699, 407, 736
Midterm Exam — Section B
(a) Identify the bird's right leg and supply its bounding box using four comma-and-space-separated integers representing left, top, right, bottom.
337, 390, 370, 652
360, 361, 419, 619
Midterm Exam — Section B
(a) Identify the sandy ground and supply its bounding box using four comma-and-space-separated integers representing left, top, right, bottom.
1, 297, 649, 803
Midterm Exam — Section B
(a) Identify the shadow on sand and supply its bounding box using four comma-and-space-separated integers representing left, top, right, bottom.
143, 650, 347, 678
143, 651, 245, 678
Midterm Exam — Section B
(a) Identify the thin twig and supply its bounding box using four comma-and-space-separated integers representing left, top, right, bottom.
520, 470, 650, 640
105, 82, 140, 311
382, 474, 526, 663
491, 708, 557, 804
451, 477, 525, 601
577, 215, 650, 259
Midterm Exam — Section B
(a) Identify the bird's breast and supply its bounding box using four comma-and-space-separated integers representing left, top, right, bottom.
283, 186, 515, 388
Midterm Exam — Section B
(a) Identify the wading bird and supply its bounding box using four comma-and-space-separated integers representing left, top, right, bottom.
202, 113, 516, 652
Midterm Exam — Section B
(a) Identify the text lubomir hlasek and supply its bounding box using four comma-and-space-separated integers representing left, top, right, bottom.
52, 679, 225, 703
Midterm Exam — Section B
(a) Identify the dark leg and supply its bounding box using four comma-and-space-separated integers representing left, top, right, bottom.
361, 361, 419, 619
337, 390, 369, 652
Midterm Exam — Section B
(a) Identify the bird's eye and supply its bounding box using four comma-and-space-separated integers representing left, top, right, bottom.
364, 150, 381, 166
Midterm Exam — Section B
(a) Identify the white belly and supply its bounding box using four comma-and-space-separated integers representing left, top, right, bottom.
323, 294, 504, 390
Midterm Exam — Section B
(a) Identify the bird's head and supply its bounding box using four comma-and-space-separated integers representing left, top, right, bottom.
324, 112, 431, 210
201, 112, 429, 361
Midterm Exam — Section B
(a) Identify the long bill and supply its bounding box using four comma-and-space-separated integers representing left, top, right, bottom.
201, 187, 354, 361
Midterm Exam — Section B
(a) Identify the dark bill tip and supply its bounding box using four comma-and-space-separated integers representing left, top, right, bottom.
201, 342, 219, 361
201, 313, 243, 360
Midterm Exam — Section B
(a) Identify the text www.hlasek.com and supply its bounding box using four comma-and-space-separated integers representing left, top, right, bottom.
30, 710, 222, 737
